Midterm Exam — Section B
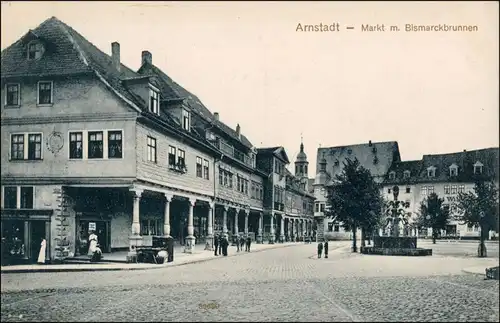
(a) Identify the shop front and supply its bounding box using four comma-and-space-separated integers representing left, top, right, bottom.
1, 209, 52, 265
75, 213, 111, 255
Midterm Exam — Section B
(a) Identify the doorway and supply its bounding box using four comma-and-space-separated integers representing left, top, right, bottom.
78, 220, 110, 253
30, 221, 47, 262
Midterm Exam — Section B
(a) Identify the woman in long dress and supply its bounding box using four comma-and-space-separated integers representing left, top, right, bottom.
37, 238, 46, 264
87, 231, 98, 257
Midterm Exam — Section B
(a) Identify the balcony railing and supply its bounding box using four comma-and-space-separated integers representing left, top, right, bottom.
216, 140, 253, 167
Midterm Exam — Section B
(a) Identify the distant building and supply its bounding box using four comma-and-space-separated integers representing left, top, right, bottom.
312, 141, 401, 241
383, 148, 499, 239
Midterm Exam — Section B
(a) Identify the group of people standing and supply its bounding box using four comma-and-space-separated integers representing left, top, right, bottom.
213, 234, 252, 256
317, 240, 329, 258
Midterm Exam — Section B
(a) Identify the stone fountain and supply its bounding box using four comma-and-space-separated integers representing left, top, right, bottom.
361, 185, 433, 256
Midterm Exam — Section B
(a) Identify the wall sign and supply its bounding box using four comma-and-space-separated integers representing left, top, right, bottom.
47, 130, 64, 156
88, 222, 96, 231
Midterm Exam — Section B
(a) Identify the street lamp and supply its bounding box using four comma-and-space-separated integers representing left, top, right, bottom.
478, 210, 487, 257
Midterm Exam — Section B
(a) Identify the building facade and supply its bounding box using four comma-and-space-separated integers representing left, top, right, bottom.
311, 141, 401, 241
383, 148, 499, 239
0, 17, 313, 265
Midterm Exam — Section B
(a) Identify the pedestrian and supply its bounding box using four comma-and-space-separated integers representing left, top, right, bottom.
87, 230, 98, 258
214, 234, 219, 256
324, 239, 329, 258
222, 236, 229, 256
239, 235, 245, 251
246, 236, 252, 252
317, 241, 323, 259
236, 235, 241, 252
218, 235, 223, 255
37, 237, 46, 264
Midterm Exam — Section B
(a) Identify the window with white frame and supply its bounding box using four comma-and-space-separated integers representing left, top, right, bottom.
444, 185, 450, 194
3, 186, 17, 208
182, 109, 191, 131
37, 81, 53, 105
20, 186, 34, 209
10, 134, 24, 160
149, 88, 160, 115
10, 133, 43, 161
196, 157, 203, 177
428, 186, 435, 195
177, 149, 186, 169
451, 185, 458, 194
421, 186, 428, 196
108, 131, 123, 159
147, 136, 157, 163
69, 132, 83, 159
449, 164, 458, 177
168, 146, 176, 166
203, 159, 209, 180
27, 42, 44, 60
5, 84, 20, 106
27, 134, 42, 160
473, 161, 483, 175
427, 167, 436, 178
458, 185, 465, 193
88, 131, 103, 159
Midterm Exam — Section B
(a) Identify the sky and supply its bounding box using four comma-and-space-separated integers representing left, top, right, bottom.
1, 1, 498, 178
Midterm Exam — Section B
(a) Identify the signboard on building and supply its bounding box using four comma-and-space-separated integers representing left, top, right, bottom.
89, 222, 96, 231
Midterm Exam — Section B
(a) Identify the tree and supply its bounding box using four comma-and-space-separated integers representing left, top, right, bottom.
325, 158, 383, 252
456, 180, 499, 257
417, 193, 450, 244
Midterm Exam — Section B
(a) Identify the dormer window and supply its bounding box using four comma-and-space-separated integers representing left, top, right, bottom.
403, 170, 411, 179
427, 166, 436, 178
182, 109, 191, 131
449, 164, 458, 177
27, 41, 44, 60
473, 161, 483, 175
389, 171, 396, 180
149, 87, 160, 115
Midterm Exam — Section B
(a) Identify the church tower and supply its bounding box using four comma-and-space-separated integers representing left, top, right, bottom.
294, 137, 309, 191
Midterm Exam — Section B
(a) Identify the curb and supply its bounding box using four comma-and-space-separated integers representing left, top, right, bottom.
0, 243, 301, 274
461, 267, 487, 276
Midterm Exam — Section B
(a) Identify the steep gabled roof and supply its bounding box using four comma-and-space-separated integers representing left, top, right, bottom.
257, 146, 290, 164
1, 17, 144, 111
137, 62, 254, 149
384, 160, 424, 185
317, 141, 400, 182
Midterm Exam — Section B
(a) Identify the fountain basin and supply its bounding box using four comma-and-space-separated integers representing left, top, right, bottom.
360, 246, 432, 256
360, 236, 433, 256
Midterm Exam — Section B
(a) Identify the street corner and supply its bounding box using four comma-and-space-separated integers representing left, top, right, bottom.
462, 266, 488, 276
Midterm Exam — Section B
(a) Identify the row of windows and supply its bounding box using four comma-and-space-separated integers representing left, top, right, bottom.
236, 176, 249, 194
251, 182, 264, 201
274, 186, 285, 203
421, 186, 435, 196
5, 81, 53, 107
389, 164, 485, 180
387, 186, 412, 194
219, 169, 234, 189
3, 186, 34, 209
444, 184, 466, 195
146, 136, 205, 175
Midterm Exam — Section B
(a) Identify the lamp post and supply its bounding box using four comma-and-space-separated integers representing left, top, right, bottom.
478, 210, 487, 257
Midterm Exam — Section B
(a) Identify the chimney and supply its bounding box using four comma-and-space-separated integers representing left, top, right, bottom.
141, 50, 152, 66
368, 140, 372, 146
236, 123, 241, 138
111, 42, 120, 72
213, 112, 219, 121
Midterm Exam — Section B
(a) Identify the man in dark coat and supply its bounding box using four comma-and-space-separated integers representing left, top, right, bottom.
222, 236, 229, 256
214, 234, 219, 256
245, 236, 252, 252
218, 235, 223, 255
317, 242, 323, 259
239, 235, 245, 251
324, 239, 329, 258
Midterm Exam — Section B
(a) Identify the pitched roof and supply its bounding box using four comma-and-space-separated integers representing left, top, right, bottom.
137, 62, 254, 149
257, 146, 290, 164
317, 141, 400, 183
1, 17, 145, 111
384, 160, 424, 185
384, 147, 499, 184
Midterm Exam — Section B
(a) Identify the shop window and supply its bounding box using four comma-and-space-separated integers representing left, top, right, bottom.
4, 186, 17, 208
20, 186, 34, 209
140, 219, 163, 236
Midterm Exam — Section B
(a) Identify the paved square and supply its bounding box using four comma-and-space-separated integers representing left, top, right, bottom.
1, 242, 498, 322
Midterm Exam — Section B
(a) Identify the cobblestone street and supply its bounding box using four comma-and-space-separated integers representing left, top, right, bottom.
1, 242, 499, 322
